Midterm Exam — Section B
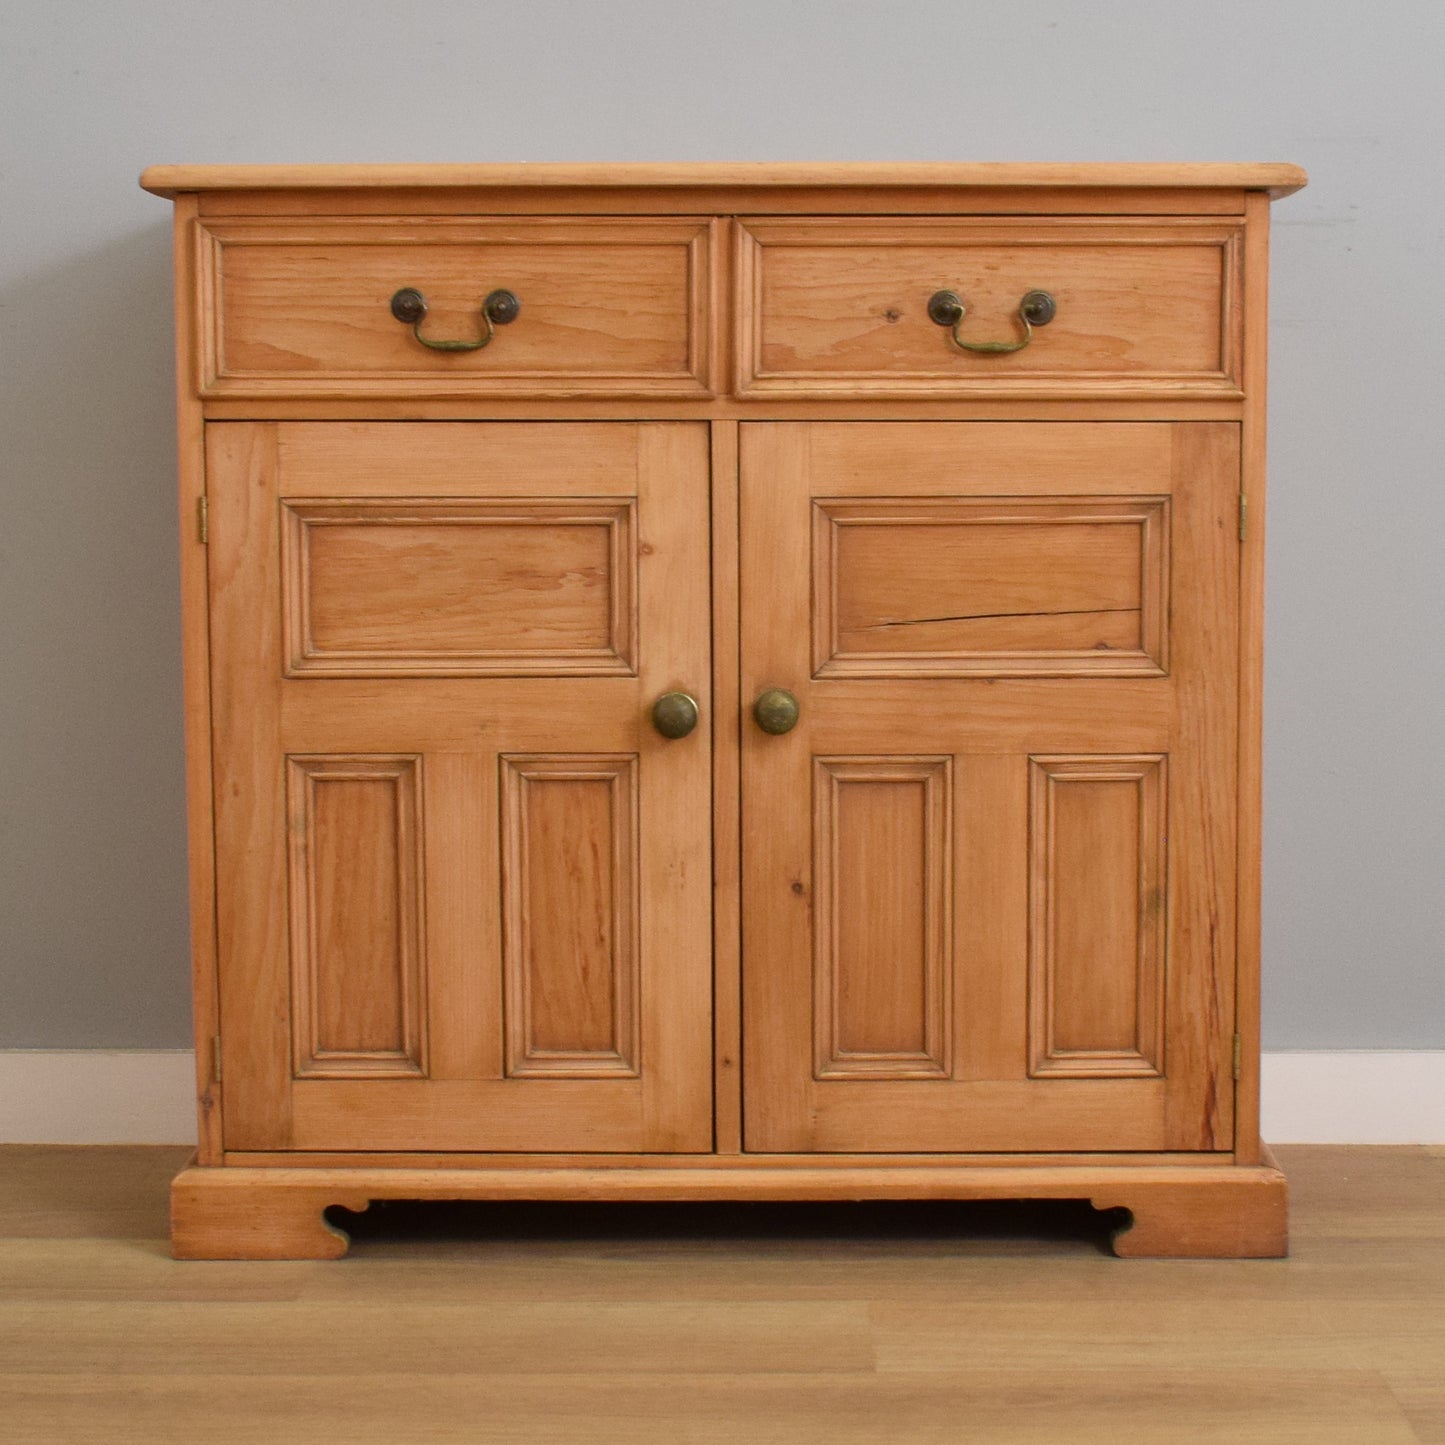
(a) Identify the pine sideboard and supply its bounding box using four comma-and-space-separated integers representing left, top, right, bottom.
140, 162, 1306, 1258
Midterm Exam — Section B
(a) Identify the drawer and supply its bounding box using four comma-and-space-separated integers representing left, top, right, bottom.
195, 216, 717, 398
734, 217, 1242, 398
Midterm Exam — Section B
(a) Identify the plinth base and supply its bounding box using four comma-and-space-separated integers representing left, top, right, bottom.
171, 1152, 1287, 1260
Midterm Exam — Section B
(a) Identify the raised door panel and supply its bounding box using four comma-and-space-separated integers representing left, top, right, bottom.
500, 754, 641, 1077
1027, 755, 1167, 1078
740, 422, 1238, 1153
282, 497, 637, 676
813, 757, 953, 1080
814, 495, 1169, 677
286, 754, 426, 1078
209, 421, 712, 1152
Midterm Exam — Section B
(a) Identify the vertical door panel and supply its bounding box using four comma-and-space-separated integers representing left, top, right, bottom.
740, 422, 1237, 1153
210, 422, 712, 1152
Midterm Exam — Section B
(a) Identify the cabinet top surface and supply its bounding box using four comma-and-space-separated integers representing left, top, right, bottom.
139, 161, 1307, 199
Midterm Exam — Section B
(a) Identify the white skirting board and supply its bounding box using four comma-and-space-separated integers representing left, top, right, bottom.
0, 1049, 1442, 1145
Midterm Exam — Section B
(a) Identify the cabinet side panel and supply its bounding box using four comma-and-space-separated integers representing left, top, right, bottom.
175, 193, 221, 1160
1235, 192, 1271, 1162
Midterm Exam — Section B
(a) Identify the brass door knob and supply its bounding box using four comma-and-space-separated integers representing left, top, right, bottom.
651, 692, 700, 739
753, 688, 800, 735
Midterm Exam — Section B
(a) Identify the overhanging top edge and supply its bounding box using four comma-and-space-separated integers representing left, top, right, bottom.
138, 162, 1309, 201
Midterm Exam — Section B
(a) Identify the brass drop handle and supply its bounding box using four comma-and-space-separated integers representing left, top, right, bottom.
927, 288, 1056, 354
389, 287, 520, 352
651, 692, 700, 740
753, 688, 800, 736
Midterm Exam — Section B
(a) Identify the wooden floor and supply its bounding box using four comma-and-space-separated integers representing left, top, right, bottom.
0, 1146, 1440, 1443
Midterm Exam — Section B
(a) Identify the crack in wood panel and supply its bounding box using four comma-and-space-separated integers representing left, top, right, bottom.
813, 496, 1169, 678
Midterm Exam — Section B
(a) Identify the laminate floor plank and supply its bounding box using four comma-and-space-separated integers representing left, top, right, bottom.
0, 1144, 1440, 1443
0, 1369, 1420, 1445
0, 1299, 874, 1377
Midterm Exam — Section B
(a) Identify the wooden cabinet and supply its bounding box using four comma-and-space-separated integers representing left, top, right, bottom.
142, 162, 1305, 1259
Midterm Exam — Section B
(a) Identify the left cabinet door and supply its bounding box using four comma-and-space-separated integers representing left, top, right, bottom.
207, 422, 713, 1153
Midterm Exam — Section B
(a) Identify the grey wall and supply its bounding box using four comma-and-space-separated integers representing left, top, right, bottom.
2, 0, 1441, 1049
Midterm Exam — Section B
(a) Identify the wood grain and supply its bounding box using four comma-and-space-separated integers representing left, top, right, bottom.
1027, 755, 1167, 1077
813, 757, 953, 1079
207, 423, 291, 1151
170, 192, 223, 1164
286, 754, 426, 1077
814, 495, 1168, 677
165, 1154, 1288, 1259
735, 217, 1243, 398
1163, 422, 1240, 1150
208, 421, 713, 1152
139, 159, 1310, 195
741, 421, 1237, 1154
197, 216, 715, 399
1235, 191, 1272, 1165
199, 394, 1250, 423
281, 497, 637, 676
500, 755, 640, 1077
710, 420, 743, 1154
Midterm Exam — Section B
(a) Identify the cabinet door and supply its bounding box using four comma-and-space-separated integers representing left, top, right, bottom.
740, 422, 1238, 1152
209, 422, 712, 1152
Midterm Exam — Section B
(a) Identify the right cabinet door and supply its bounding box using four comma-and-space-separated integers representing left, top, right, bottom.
740, 422, 1239, 1153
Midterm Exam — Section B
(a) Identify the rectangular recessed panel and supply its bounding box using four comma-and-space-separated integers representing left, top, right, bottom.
501, 756, 640, 1078
286, 755, 426, 1078
1029, 755, 1166, 1078
814, 757, 952, 1079
282, 498, 636, 676
814, 497, 1168, 677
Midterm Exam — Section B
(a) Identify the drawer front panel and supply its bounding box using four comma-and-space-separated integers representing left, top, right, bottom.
736, 218, 1241, 398
197, 217, 716, 398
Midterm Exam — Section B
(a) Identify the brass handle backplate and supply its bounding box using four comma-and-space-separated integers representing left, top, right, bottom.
389, 287, 520, 352
927, 288, 1056, 354
753, 688, 800, 735
651, 692, 700, 740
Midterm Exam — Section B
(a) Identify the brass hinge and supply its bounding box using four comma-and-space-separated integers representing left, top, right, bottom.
197, 495, 209, 544
1232, 1033, 1242, 1081
211, 1036, 222, 1085
1238, 493, 1248, 542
